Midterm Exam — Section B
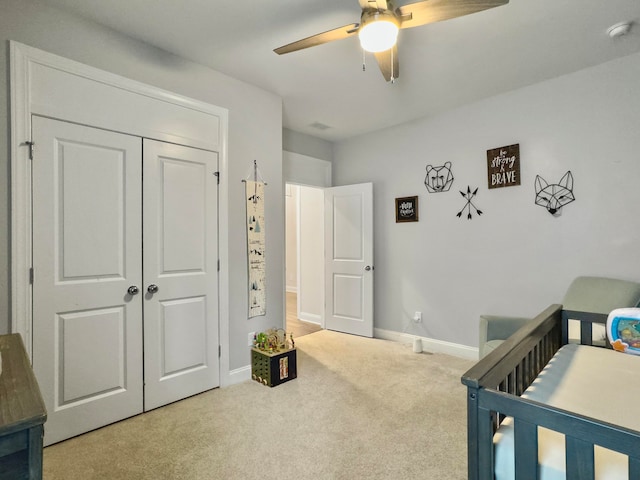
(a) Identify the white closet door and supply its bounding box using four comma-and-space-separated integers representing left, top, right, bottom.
142, 139, 219, 410
32, 116, 143, 446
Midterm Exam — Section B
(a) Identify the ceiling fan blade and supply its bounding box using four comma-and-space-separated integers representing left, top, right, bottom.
397, 0, 508, 29
359, 0, 388, 10
374, 45, 399, 82
274, 23, 360, 55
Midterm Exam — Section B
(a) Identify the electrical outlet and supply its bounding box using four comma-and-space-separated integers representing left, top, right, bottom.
413, 311, 422, 323
248, 331, 255, 347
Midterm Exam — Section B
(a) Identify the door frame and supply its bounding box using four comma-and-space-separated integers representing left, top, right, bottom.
294, 184, 325, 327
9, 42, 231, 382
283, 152, 332, 331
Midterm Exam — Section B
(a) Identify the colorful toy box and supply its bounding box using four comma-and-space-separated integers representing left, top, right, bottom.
251, 347, 297, 387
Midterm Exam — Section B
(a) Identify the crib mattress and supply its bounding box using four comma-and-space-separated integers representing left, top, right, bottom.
494, 343, 640, 479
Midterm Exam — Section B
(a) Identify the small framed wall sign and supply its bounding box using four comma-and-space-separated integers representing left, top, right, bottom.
395, 196, 419, 223
487, 143, 520, 189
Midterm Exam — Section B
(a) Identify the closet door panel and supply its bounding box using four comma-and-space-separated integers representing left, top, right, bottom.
32, 116, 143, 446
160, 159, 206, 273
143, 139, 219, 411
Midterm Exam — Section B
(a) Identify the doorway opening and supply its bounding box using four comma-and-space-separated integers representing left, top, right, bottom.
285, 183, 323, 338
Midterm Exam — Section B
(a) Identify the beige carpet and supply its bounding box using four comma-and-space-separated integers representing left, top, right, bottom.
43, 330, 474, 479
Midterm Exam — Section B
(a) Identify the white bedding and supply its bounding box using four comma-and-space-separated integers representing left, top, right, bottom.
494, 343, 640, 479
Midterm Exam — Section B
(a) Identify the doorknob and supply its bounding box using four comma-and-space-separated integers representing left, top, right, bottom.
365, 265, 374, 271
127, 285, 140, 295
147, 284, 159, 294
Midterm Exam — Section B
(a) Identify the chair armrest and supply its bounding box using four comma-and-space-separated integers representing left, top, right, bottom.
479, 314, 531, 345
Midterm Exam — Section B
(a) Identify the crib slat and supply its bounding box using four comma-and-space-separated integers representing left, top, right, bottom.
562, 311, 570, 344
630, 457, 640, 479
535, 343, 541, 374
566, 436, 594, 480
580, 321, 592, 346
514, 418, 538, 479
477, 407, 495, 480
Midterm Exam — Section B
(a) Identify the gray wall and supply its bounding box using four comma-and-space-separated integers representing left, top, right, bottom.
283, 128, 333, 162
333, 52, 640, 349
0, 0, 284, 372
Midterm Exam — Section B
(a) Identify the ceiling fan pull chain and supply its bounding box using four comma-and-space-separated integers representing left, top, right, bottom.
362, 48, 366, 71
391, 48, 395, 83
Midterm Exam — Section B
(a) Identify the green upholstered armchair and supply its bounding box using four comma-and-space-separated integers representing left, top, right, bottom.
479, 276, 640, 358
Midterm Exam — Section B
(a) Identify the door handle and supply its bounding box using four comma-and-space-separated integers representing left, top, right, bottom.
147, 284, 159, 294
365, 265, 374, 271
127, 285, 140, 295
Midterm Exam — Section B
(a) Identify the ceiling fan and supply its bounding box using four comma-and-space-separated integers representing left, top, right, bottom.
274, 0, 508, 82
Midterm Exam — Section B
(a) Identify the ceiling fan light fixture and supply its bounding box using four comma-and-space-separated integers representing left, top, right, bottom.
359, 11, 399, 53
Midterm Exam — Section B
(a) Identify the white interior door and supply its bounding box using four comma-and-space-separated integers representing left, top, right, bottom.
324, 183, 374, 337
32, 116, 143, 445
142, 140, 219, 410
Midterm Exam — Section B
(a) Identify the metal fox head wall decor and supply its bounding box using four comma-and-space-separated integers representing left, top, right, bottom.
534, 171, 575, 216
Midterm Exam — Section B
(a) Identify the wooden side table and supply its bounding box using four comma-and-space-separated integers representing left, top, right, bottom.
0, 334, 47, 479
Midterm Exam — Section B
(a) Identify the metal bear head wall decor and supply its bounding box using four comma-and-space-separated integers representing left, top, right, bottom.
424, 162, 454, 193
534, 171, 575, 216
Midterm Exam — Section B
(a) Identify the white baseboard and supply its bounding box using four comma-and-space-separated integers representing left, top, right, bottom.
374, 328, 479, 361
298, 311, 321, 325
222, 330, 478, 387
221, 365, 251, 387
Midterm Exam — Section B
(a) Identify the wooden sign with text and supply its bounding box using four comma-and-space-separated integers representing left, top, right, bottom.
395, 196, 419, 223
487, 144, 520, 189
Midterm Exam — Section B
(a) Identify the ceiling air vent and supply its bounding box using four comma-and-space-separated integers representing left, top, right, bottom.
309, 121, 331, 131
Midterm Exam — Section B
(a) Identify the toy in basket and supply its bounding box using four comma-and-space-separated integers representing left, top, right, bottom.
607, 308, 640, 355
251, 328, 297, 386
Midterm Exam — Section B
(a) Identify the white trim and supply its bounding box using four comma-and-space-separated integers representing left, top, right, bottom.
11, 43, 223, 150
229, 330, 476, 387
298, 312, 322, 325
283, 151, 332, 188
217, 107, 231, 388
10, 42, 231, 388
299, 314, 322, 325
226, 365, 251, 386
285, 286, 298, 294
374, 328, 479, 361
10, 41, 32, 347
295, 188, 302, 325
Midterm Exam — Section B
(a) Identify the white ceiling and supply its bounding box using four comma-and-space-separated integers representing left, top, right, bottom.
38, 0, 640, 142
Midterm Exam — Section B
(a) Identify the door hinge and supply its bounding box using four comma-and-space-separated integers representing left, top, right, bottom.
218, 345, 221, 358
213, 171, 220, 184
29, 267, 34, 284
217, 259, 220, 271
25, 141, 35, 160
